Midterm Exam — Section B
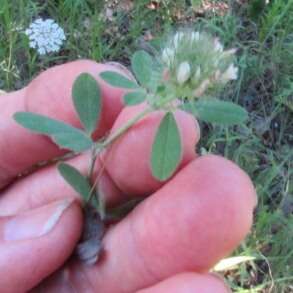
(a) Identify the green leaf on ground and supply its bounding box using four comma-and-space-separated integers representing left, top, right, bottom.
72, 73, 101, 134
58, 162, 92, 201
14, 112, 93, 152
151, 112, 182, 181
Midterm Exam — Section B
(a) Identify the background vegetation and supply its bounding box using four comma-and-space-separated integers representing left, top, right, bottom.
0, 0, 292, 291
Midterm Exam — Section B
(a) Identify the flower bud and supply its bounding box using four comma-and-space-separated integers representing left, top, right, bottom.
194, 66, 201, 80
214, 70, 221, 81
223, 48, 237, 56
173, 32, 184, 48
214, 38, 223, 52
193, 79, 210, 97
177, 61, 191, 85
220, 64, 238, 82
162, 48, 175, 66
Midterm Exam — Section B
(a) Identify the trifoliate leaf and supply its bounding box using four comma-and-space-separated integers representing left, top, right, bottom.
58, 162, 92, 201
72, 73, 101, 134
151, 112, 182, 181
14, 112, 93, 152
100, 71, 139, 89
182, 99, 248, 125
131, 50, 154, 88
123, 91, 146, 106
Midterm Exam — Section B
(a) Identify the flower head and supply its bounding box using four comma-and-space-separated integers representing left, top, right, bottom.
159, 30, 239, 98
25, 18, 66, 55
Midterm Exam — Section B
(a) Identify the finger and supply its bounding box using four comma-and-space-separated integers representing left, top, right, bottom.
0, 153, 122, 216
102, 103, 200, 195
0, 199, 82, 293
43, 155, 256, 293
137, 273, 230, 293
0, 60, 129, 189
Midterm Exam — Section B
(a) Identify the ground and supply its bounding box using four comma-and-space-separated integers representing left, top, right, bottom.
0, 0, 292, 292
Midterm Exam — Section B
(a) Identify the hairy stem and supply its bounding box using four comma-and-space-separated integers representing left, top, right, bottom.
88, 145, 97, 180
100, 106, 153, 148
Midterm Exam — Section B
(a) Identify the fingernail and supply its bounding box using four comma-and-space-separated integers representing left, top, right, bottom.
104, 62, 136, 81
3, 198, 73, 241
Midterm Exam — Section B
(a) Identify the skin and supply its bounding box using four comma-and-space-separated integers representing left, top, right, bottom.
0, 60, 257, 293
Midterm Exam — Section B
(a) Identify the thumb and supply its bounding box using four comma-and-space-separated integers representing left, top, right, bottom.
0, 198, 82, 293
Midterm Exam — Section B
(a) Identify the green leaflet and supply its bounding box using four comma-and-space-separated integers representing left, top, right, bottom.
151, 112, 182, 181
131, 50, 154, 88
100, 71, 139, 89
58, 162, 92, 201
72, 73, 101, 134
182, 99, 248, 125
14, 112, 93, 152
123, 91, 146, 105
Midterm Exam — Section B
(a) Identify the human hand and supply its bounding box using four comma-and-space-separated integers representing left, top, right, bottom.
0, 61, 257, 292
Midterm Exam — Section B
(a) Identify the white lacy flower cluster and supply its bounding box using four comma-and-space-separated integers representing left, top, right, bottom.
25, 18, 66, 55
161, 31, 238, 97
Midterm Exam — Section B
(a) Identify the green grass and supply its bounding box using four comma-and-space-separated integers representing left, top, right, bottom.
1, 0, 292, 291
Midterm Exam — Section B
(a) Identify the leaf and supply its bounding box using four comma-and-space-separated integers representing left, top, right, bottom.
72, 73, 101, 134
151, 112, 182, 181
100, 71, 139, 89
213, 256, 256, 272
51, 131, 93, 152
58, 162, 92, 201
182, 99, 248, 125
131, 50, 154, 88
123, 91, 146, 105
14, 112, 93, 152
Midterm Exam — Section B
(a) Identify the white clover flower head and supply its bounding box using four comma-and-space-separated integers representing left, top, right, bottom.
177, 61, 191, 85
159, 30, 239, 98
25, 18, 66, 55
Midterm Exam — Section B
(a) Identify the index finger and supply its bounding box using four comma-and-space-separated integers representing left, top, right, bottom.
0, 60, 130, 189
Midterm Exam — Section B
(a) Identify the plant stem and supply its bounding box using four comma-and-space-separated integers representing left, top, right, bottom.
88, 99, 174, 212
100, 106, 153, 148
88, 145, 97, 181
